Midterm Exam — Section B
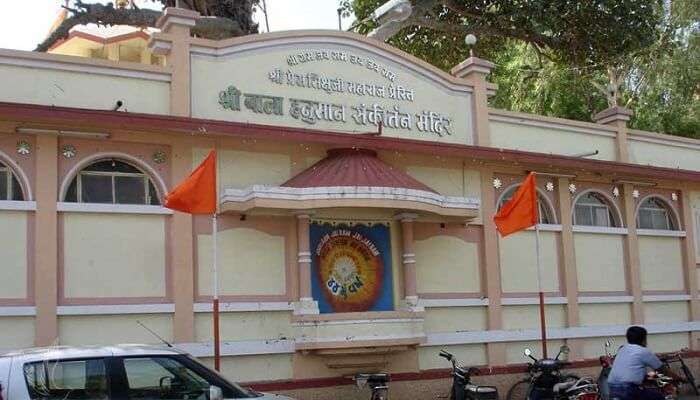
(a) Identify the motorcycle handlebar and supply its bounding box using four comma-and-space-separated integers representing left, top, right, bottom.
439, 350, 453, 361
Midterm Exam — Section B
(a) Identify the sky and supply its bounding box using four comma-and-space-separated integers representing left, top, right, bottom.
0, 0, 355, 51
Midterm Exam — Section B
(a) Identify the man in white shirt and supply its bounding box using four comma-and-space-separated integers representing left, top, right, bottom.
608, 326, 683, 400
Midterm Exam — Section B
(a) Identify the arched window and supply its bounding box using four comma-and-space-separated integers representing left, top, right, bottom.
637, 197, 677, 230
498, 185, 555, 224
64, 159, 160, 205
0, 161, 24, 201
573, 192, 617, 227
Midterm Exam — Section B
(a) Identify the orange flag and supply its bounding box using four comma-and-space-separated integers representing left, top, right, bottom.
494, 172, 538, 236
165, 150, 217, 214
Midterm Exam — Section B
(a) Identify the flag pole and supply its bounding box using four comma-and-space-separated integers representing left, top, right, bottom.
212, 213, 221, 371
535, 221, 548, 358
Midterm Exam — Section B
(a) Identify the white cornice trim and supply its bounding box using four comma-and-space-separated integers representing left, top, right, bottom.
57, 202, 173, 215
577, 296, 634, 304
526, 224, 563, 232
0, 200, 36, 211
501, 297, 568, 306
294, 318, 423, 327
222, 185, 479, 210
424, 322, 700, 346
489, 114, 617, 138
418, 298, 489, 308
193, 302, 294, 312
294, 332, 425, 345
0, 306, 36, 316
176, 339, 295, 357
0, 53, 171, 82
629, 131, 700, 151
572, 226, 628, 235
57, 304, 175, 315
642, 294, 691, 302
636, 229, 686, 238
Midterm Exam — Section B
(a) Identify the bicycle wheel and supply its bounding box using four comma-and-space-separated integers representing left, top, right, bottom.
681, 363, 699, 396
506, 379, 532, 400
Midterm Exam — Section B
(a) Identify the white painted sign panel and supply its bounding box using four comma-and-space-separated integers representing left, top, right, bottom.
191, 33, 474, 145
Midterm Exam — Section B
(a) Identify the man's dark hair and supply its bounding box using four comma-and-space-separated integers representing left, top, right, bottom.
627, 326, 648, 346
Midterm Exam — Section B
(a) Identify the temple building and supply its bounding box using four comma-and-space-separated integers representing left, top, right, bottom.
0, 7, 698, 398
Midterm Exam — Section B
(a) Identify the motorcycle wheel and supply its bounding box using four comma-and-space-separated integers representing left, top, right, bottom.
506, 379, 532, 400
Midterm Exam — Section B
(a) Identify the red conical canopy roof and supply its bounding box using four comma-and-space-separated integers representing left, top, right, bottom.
282, 148, 437, 193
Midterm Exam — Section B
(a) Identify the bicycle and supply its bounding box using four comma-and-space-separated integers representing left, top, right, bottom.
354, 373, 390, 400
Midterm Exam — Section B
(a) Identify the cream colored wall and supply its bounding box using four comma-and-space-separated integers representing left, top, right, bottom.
294, 317, 424, 340
193, 148, 291, 190
423, 307, 487, 333
190, 42, 474, 145
199, 354, 294, 383
63, 213, 166, 298
505, 339, 565, 364
574, 233, 626, 292
579, 304, 631, 326
0, 317, 35, 351
644, 302, 689, 324
490, 121, 617, 161
0, 64, 169, 115
692, 192, 700, 258
629, 139, 700, 171
639, 236, 685, 291
502, 305, 567, 330
58, 314, 173, 345
415, 235, 481, 293
0, 211, 27, 299
647, 332, 690, 353
405, 166, 481, 198
194, 311, 292, 342
417, 344, 486, 370
197, 227, 286, 296
499, 231, 559, 293
578, 336, 626, 359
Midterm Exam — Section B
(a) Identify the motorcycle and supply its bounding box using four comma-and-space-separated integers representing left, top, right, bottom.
643, 370, 679, 400
659, 349, 700, 397
438, 350, 498, 400
596, 338, 615, 400
506, 345, 597, 400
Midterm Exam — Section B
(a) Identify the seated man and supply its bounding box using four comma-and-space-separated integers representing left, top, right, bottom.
608, 326, 683, 400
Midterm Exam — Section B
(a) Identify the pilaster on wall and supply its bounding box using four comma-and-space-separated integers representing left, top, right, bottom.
150, 7, 200, 117
593, 106, 633, 163
34, 135, 58, 346
622, 183, 644, 324
479, 169, 506, 365
680, 192, 700, 349
171, 143, 195, 342
397, 213, 422, 312
294, 214, 318, 315
556, 177, 582, 359
451, 57, 495, 147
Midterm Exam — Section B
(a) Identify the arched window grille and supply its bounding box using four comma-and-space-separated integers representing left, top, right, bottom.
637, 197, 677, 230
0, 161, 24, 201
497, 185, 555, 224
64, 159, 160, 205
573, 191, 617, 227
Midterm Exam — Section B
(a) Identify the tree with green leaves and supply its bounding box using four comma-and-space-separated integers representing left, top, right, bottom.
342, 0, 699, 137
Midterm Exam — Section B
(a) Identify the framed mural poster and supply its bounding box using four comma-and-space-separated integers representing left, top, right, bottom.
310, 221, 394, 313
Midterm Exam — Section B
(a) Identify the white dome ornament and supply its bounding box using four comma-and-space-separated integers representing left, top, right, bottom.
612, 186, 620, 197
568, 183, 577, 194
632, 189, 640, 199
16, 140, 31, 155
493, 178, 502, 189
545, 181, 555, 192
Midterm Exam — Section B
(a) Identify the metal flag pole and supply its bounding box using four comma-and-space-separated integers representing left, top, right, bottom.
213, 212, 221, 371
534, 220, 548, 358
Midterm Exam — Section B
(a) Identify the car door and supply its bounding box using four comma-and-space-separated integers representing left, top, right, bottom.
19, 356, 112, 400
110, 355, 253, 400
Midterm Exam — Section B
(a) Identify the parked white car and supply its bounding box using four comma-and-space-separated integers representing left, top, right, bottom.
0, 344, 293, 400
